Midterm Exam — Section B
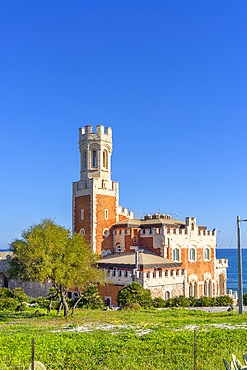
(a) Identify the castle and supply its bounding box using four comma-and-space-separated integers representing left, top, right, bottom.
72, 125, 228, 305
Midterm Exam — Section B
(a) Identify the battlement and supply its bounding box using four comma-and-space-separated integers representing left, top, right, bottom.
79, 125, 112, 143
118, 206, 134, 219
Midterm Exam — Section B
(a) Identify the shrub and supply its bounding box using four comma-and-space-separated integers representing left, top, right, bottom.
215, 295, 233, 306
124, 302, 141, 311
243, 293, 247, 305
0, 298, 19, 311
30, 297, 50, 309
153, 297, 166, 308
12, 288, 29, 303
117, 282, 152, 308
0, 288, 14, 299
76, 285, 104, 309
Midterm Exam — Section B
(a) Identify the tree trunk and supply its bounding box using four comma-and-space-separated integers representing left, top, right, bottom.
57, 300, 63, 315
71, 295, 83, 316
61, 292, 69, 317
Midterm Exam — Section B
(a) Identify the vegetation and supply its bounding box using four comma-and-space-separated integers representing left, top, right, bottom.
117, 282, 153, 308
0, 308, 247, 369
9, 219, 104, 316
152, 295, 233, 308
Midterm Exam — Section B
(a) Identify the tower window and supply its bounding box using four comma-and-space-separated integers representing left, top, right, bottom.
92, 150, 97, 167
189, 248, 196, 261
105, 209, 108, 219
81, 209, 84, 220
103, 150, 108, 169
172, 248, 179, 261
204, 247, 210, 260
82, 150, 87, 169
80, 228, 85, 237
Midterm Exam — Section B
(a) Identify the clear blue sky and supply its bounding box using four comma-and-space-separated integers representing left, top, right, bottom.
1, 0, 247, 249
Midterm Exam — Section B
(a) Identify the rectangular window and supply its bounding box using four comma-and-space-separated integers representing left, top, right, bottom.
105, 209, 108, 219
124, 270, 128, 277
81, 209, 84, 220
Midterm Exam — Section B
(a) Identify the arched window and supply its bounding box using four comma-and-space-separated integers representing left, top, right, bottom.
103, 150, 108, 169
82, 150, 87, 169
189, 248, 196, 261
165, 291, 170, 300
172, 248, 180, 261
204, 247, 210, 260
92, 150, 97, 167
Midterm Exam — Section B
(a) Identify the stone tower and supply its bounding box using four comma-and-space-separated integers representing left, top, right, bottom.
72, 125, 119, 254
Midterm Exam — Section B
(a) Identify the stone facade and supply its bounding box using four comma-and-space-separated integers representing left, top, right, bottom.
0, 252, 52, 297
73, 125, 228, 305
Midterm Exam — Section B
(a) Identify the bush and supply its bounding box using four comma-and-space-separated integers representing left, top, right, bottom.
124, 302, 141, 311
0, 298, 19, 311
30, 297, 50, 309
117, 282, 153, 308
0, 288, 14, 299
243, 293, 247, 305
215, 295, 233, 306
153, 297, 166, 308
12, 288, 29, 303
76, 285, 104, 309
0, 288, 30, 311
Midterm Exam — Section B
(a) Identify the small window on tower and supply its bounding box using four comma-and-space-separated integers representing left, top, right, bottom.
82, 150, 87, 169
81, 209, 84, 220
103, 150, 108, 169
105, 209, 108, 219
80, 228, 85, 237
92, 150, 97, 167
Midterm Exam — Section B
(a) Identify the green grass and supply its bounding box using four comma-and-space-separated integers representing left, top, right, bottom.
0, 308, 246, 369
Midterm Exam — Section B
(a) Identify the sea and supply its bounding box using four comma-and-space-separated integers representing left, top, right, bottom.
216, 248, 247, 295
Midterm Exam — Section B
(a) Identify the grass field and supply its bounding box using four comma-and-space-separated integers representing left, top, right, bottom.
0, 308, 247, 369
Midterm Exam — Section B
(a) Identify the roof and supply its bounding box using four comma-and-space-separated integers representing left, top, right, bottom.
114, 217, 185, 228
98, 251, 182, 269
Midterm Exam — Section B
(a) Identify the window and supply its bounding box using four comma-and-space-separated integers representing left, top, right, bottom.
81, 209, 84, 220
80, 228, 85, 237
149, 228, 152, 234
147, 272, 150, 278
103, 228, 110, 237
204, 247, 210, 260
82, 150, 87, 169
189, 248, 196, 261
118, 270, 122, 277
105, 209, 108, 219
92, 150, 97, 167
165, 291, 170, 300
113, 268, 116, 277
124, 270, 128, 277
159, 270, 162, 278
103, 150, 108, 169
172, 248, 179, 261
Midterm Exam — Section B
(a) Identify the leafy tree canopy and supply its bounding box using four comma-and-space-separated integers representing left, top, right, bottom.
9, 219, 104, 316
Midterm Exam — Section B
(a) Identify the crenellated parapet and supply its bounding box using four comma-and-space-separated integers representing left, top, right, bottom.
79, 125, 112, 143
117, 206, 134, 219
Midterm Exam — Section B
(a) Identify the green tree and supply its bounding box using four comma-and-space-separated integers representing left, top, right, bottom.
117, 282, 152, 308
9, 219, 104, 316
